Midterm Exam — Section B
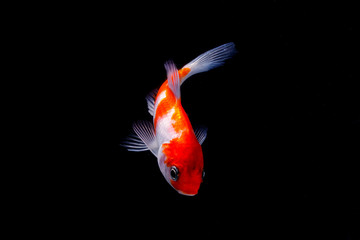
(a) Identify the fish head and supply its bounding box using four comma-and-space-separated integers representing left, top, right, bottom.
158, 140, 204, 196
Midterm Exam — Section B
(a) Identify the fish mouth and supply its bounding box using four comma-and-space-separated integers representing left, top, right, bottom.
178, 190, 197, 196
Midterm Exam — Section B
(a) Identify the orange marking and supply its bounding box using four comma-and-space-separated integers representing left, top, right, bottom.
178, 67, 191, 80
163, 137, 203, 195
171, 102, 192, 133
155, 75, 203, 195
154, 80, 176, 130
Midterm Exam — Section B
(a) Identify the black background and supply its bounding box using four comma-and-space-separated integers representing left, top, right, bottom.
34, 1, 359, 239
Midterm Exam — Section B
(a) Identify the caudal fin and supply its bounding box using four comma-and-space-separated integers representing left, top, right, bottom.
179, 42, 237, 84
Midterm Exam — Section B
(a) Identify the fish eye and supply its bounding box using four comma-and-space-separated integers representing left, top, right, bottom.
170, 166, 179, 181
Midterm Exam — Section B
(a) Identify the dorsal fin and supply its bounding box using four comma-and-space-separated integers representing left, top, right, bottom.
164, 60, 181, 100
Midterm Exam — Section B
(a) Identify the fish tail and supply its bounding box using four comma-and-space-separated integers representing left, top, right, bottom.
179, 42, 237, 84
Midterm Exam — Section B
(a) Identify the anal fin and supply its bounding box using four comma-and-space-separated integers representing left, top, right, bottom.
164, 60, 181, 100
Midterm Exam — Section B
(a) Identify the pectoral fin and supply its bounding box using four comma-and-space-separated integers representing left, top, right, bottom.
194, 126, 208, 145
120, 120, 159, 157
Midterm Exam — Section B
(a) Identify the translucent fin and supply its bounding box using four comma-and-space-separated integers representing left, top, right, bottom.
146, 89, 158, 116
120, 120, 158, 157
120, 133, 149, 152
181, 42, 237, 84
164, 60, 181, 100
194, 126, 208, 145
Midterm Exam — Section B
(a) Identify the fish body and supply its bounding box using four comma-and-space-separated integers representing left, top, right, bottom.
154, 62, 204, 195
121, 43, 236, 196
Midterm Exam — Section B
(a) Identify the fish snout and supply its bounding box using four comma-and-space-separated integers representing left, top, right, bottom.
178, 190, 197, 196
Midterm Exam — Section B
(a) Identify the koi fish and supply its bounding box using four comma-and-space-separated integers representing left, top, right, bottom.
121, 43, 236, 196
